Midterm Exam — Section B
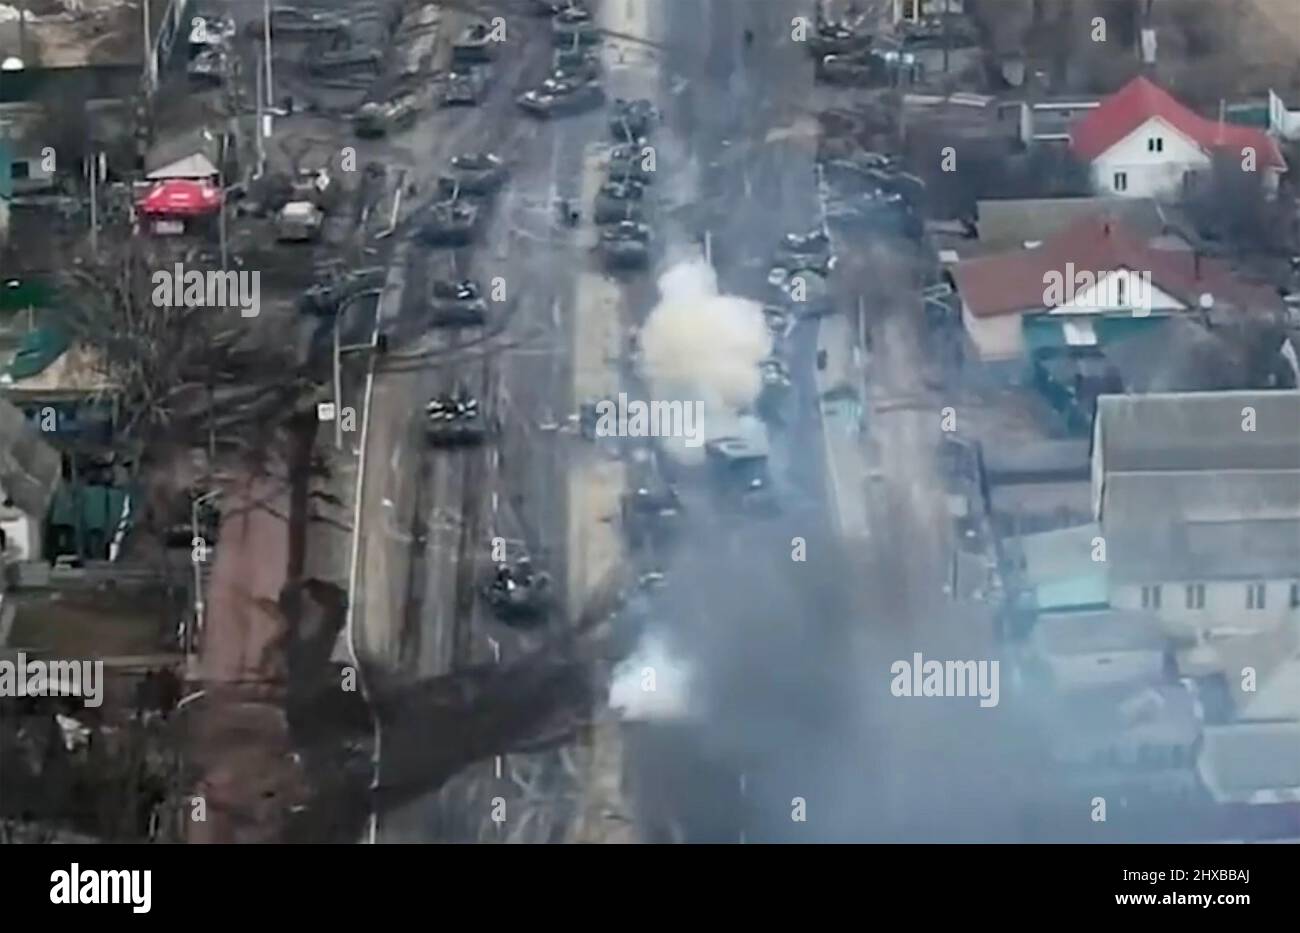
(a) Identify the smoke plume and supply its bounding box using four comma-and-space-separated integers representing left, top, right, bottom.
638, 261, 771, 460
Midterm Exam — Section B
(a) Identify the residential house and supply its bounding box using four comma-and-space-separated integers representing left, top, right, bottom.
1070, 76, 1286, 199
1029, 609, 1170, 692
950, 213, 1282, 368
1091, 390, 1300, 640
0, 396, 62, 561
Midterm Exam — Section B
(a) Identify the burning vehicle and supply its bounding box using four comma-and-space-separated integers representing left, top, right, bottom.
417, 199, 480, 246
593, 179, 646, 224
552, 5, 599, 46
429, 279, 489, 327
600, 220, 653, 269
436, 152, 508, 198
517, 76, 606, 117
442, 68, 488, 106
610, 98, 658, 141
453, 22, 496, 64
484, 557, 553, 623
704, 435, 780, 517
425, 387, 487, 445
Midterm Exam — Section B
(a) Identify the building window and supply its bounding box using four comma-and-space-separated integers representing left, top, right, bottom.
1113, 171, 1128, 192
1142, 584, 1162, 609
1290, 582, 1299, 609
1185, 583, 1205, 610
11, 160, 29, 181
1147, 137, 1163, 153
1247, 582, 1267, 610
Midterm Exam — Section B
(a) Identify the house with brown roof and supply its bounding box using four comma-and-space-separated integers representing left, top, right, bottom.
1070, 76, 1286, 200
950, 214, 1281, 365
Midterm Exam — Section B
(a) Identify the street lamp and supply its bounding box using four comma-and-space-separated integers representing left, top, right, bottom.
188, 488, 222, 656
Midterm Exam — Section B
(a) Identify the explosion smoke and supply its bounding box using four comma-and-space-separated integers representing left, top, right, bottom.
609, 632, 695, 721
638, 261, 771, 461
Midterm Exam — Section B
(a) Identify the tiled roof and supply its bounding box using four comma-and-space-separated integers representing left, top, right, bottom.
951, 214, 1281, 318
1070, 76, 1286, 170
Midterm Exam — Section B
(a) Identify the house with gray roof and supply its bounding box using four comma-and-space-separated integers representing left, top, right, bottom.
1091, 390, 1300, 639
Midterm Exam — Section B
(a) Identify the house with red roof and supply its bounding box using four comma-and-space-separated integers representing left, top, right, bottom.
950, 214, 1281, 364
1070, 77, 1286, 200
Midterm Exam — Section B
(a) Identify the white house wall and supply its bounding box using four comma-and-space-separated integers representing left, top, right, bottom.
1091, 116, 1209, 198
1112, 580, 1299, 633
961, 300, 1025, 360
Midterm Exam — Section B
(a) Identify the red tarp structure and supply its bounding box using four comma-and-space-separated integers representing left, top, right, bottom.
136, 179, 223, 217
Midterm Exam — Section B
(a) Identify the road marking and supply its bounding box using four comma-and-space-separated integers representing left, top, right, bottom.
495, 755, 503, 779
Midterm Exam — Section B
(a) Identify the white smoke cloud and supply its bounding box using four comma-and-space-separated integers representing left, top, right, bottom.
638, 261, 772, 462
609, 632, 695, 722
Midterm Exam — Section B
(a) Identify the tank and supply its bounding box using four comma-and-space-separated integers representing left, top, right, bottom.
429, 279, 488, 327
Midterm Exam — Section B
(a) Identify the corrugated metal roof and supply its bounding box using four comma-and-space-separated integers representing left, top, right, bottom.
1199, 722, 1300, 803
1033, 609, 1168, 656
1096, 390, 1300, 473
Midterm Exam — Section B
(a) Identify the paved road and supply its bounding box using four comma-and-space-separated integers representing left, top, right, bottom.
615, 0, 1057, 843
355, 6, 639, 842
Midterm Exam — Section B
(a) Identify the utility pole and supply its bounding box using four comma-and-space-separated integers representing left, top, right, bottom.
263, 0, 274, 108
88, 154, 98, 258
254, 47, 265, 179
333, 312, 343, 449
